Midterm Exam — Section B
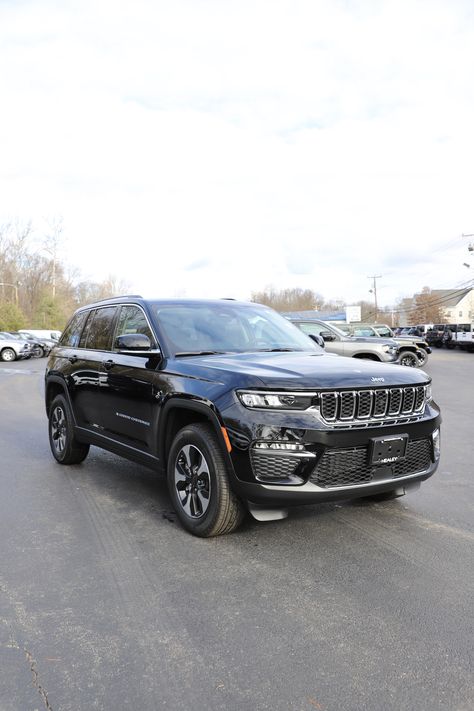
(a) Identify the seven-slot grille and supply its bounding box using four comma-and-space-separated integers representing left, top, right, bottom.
320, 386, 425, 423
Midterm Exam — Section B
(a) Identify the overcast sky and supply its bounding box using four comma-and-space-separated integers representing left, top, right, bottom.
1, 0, 474, 306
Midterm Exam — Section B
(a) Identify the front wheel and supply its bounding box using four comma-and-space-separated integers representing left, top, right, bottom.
167, 423, 244, 537
48, 394, 90, 464
0, 348, 16, 362
399, 350, 420, 367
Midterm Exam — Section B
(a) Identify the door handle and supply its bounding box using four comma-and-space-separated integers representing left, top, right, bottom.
103, 359, 115, 370
68, 355, 78, 364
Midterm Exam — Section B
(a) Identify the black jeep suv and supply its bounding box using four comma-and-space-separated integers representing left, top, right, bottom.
45, 297, 441, 537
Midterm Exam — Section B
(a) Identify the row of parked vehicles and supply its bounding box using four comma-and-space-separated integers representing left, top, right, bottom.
288, 319, 431, 367
0, 329, 61, 362
423, 323, 474, 351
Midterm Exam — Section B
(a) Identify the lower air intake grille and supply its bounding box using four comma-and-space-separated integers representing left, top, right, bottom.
250, 451, 299, 482
310, 438, 432, 488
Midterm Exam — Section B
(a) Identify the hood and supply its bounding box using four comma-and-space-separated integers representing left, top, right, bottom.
169, 351, 429, 390
347, 336, 397, 346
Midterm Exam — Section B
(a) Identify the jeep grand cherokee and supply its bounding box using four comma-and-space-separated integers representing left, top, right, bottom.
45, 297, 441, 537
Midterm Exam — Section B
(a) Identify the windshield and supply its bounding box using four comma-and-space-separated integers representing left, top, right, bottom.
325, 323, 347, 337
150, 302, 320, 356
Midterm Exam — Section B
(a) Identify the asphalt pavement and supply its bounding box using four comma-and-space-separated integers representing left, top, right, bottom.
0, 350, 473, 711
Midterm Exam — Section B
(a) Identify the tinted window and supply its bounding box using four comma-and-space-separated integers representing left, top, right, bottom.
83, 307, 117, 350
115, 305, 154, 344
59, 311, 89, 347
375, 326, 392, 337
352, 327, 375, 337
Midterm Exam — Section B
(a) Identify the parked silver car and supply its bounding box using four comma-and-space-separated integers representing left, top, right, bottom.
290, 320, 399, 363
336, 323, 430, 367
0, 334, 31, 362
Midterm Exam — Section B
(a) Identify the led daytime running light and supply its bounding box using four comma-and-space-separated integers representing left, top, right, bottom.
238, 390, 315, 410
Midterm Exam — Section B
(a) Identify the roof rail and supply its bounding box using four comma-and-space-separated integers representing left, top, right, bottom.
91, 294, 144, 304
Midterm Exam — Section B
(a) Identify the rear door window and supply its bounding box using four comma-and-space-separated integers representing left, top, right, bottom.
59, 311, 89, 347
82, 307, 118, 350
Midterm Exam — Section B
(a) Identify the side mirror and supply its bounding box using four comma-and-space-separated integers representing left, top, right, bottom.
320, 331, 336, 342
115, 333, 153, 352
309, 334, 325, 348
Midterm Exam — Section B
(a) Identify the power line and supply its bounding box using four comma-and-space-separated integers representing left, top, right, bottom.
362, 282, 474, 321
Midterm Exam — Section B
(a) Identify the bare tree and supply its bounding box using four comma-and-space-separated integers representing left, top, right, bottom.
251, 287, 324, 312
408, 287, 443, 325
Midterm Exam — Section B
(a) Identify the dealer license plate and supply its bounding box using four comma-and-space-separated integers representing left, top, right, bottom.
370, 435, 408, 466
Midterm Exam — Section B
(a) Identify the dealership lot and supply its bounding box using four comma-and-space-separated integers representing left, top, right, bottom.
0, 351, 473, 711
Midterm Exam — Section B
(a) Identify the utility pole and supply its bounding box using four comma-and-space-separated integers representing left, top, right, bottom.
368, 275, 382, 322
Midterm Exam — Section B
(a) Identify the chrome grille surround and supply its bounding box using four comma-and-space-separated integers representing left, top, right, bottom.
319, 385, 426, 426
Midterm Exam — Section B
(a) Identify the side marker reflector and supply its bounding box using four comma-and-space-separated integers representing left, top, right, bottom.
221, 427, 232, 453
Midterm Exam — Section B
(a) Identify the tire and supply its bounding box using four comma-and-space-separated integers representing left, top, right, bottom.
416, 350, 429, 367
167, 423, 245, 537
399, 350, 420, 367
31, 345, 43, 358
0, 348, 16, 362
48, 394, 90, 464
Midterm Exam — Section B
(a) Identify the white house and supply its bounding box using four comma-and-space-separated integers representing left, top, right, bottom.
431, 288, 474, 324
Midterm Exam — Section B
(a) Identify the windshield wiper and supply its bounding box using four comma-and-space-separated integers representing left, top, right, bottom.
174, 350, 228, 357
254, 347, 303, 352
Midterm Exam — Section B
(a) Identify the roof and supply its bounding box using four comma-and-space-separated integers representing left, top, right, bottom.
431, 288, 473, 308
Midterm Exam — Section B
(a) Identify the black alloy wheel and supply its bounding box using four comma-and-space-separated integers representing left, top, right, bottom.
48, 394, 90, 464
167, 423, 244, 537
399, 351, 420, 367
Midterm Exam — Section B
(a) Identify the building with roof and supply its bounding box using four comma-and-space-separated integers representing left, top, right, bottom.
433, 288, 474, 324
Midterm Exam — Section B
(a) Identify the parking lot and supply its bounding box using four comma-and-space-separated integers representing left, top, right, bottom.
0, 349, 473, 711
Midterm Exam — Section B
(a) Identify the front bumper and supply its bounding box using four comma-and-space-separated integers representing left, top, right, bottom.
223, 400, 441, 508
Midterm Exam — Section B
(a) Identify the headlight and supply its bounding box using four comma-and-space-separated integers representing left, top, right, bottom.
383, 344, 397, 353
425, 383, 432, 401
237, 390, 315, 410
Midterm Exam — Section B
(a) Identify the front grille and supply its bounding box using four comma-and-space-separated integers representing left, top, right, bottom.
309, 438, 432, 488
320, 386, 426, 424
250, 451, 299, 482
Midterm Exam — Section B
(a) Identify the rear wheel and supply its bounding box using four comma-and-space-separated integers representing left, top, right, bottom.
399, 350, 420, 367
167, 423, 244, 537
48, 394, 90, 464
